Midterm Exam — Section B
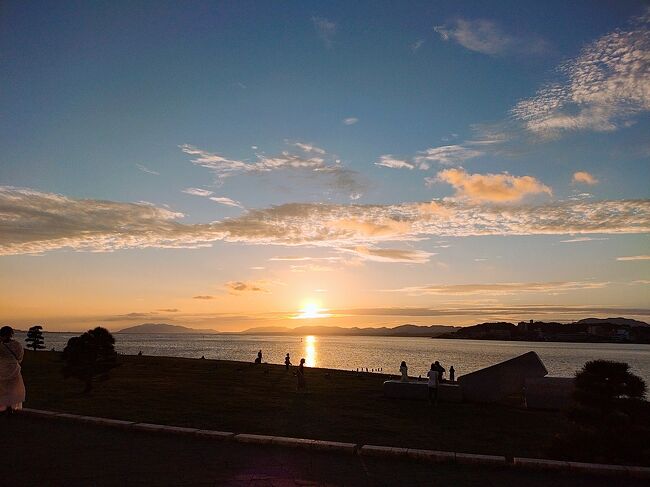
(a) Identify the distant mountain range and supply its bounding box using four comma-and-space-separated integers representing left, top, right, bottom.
116, 323, 459, 336
239, 324, 460, 337
117, 323, 219, 334
116, 318, 648, 336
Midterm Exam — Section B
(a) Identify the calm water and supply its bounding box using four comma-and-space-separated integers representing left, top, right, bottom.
23, 332, 650, 383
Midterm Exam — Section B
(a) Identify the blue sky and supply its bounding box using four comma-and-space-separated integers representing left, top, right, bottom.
1, 1, 648, 330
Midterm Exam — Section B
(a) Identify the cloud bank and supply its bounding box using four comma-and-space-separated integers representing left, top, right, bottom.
390, 280, 608, 296
1, 186, 649, 256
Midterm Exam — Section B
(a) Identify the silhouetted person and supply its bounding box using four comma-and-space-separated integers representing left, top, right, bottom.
137, 350, 143, 356
0, 326, 25, 416
255, 350, 262, 364
427, 362, 439, 405
399, 361, 408, 382
297, 358, 306, 391
200, 355, 205, 360
285, 353, 291, 370
449, 366, 455, 382
434, 361, 446, 382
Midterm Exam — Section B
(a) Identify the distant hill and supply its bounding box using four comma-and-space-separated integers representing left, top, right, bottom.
576, 317, 649, 327
240, 324, 458, 337
117, 323, 219, 334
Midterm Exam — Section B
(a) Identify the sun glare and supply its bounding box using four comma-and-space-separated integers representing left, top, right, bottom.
295, 301, 329, 319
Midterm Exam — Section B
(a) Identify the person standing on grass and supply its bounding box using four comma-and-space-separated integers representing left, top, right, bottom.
285, 353, 292, 370
427, 362, 439, 405
297, 358, 306, 391
0, 326, 25, 416
434, 361, 446, 382
399, 361, 408, 381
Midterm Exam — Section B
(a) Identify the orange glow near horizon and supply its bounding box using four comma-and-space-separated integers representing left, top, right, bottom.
294, 301, 331, 320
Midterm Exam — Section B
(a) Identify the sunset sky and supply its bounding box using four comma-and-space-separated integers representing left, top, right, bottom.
1, 1, 649, 332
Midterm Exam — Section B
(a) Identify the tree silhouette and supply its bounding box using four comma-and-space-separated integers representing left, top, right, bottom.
552, 360, 649, 464
25, 325, 46, 351
576, 360, 646, 400
62, 327, 118, 393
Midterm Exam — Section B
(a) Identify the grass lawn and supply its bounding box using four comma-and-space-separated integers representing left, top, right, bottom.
21, 351, 568, 459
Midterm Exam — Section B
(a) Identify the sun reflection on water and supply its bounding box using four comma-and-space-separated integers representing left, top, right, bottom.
304, 335, 317, 367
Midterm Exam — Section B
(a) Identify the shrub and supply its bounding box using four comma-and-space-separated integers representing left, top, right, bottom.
551, 360, 649, 465
62, 327, 118, 393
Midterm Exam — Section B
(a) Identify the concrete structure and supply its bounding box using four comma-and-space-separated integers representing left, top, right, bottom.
524, 377, 575, 410
383, 380, 462, 402
458, 351, 548, 403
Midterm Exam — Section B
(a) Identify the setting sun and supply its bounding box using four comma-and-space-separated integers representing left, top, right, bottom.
295, 301, 330, 319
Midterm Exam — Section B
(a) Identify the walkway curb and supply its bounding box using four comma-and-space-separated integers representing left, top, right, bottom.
18, 408, 650, 479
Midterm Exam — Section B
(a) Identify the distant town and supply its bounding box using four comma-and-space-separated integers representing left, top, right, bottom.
438, 317, 650, 344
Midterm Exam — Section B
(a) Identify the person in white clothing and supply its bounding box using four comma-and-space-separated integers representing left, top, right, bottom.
0, 326, 25, 416
427, 363, 439, 405
399, 361, 408, 382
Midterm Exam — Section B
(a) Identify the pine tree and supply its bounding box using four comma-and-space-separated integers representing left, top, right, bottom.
25, 325, 46, 351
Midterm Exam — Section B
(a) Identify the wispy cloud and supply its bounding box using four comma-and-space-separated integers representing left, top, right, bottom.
375, 155, 414, 170
193, 295, 215, 300
225, 280, 269, 293
209, 196, 243, 208
376, 145, 483, 171
411, 39, 425, 52
312, 16, 336, 47
342, 117, 358, 125
1, 186, 649, 256
573, 171, 599, 185
343, 246, 434, 263
136, 164, 160, 176
180, 142, 363, 197
182, 187, 213, 197
559, 237, 609, 243
434, 18, 548, 56
617, 255, 650, 261
415, 145, 483, 167
436, 168, 552, 203
289, 263, 335, 273
389, 280, 608, 296
511, 11, 650, 137
269, 256, 341, 262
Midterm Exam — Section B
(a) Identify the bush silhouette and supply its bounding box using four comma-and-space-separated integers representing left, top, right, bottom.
62, 327, 118, 393
551, 360, 649, 465
25, 325, 46, 351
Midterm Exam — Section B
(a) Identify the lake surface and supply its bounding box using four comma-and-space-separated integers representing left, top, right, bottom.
24, 332, 650, 384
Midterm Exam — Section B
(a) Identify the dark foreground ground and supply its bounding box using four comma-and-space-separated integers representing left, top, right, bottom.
6, 415, 641, 487
22, 351, 566, 459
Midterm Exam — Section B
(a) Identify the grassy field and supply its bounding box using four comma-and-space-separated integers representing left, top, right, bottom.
21, 350, 568, 459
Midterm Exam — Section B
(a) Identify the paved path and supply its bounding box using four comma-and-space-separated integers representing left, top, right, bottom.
6, 415, 641, 486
